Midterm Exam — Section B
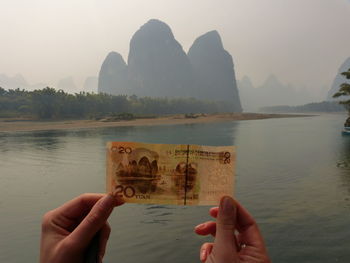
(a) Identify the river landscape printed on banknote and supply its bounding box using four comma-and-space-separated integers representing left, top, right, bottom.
106, 142, 235, 205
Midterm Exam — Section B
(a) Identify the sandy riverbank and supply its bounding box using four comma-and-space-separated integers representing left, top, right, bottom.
0, 113, 313, 132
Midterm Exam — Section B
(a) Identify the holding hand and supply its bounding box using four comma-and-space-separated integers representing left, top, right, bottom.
195, 196, 271, 263
40, 193, 124, 263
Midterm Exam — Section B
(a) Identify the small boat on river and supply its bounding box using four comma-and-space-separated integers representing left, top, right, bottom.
342, 127, 350, 135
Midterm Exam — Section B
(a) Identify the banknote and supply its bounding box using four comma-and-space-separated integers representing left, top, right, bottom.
106, 142, 235, 205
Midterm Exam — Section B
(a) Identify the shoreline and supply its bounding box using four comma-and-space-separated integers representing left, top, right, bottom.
0, 113, 313, 133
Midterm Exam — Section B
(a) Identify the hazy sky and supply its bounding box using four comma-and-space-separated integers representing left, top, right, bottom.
0, 0, 349, 96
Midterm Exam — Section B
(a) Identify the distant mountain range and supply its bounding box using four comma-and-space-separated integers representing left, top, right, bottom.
250, 56, 350, 113
238, 55, 350, 112
56, 76, 98, 93
0, 73, 47, 91
3, 18, 346, 112
0, 74, 98, 94
244, 55, 350, 113
237, 75, 315, 112
83, 77, 98, 93
57, 76, 78, 93
98, 19, 242, 112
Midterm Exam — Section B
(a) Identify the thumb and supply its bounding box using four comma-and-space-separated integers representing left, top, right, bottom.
66, 193, 123, 249
211, 196, 238, 260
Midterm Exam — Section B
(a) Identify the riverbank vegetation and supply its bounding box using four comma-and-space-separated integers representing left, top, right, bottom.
333, 68, 350, 113
260, 101, 346, 113
0, 87, 233, 120
333, 68, 350, 126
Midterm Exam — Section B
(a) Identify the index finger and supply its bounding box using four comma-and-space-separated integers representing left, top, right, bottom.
50, 194, 105, 230
66, 193, 123, 249
54, 193, 105, 216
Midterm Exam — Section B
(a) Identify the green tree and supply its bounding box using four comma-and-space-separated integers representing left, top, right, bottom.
333, 68, 350, 111
333, 68, 350, 126
31, 87, 62, 119
0, 87, 6, 95
0, 86, 234, 119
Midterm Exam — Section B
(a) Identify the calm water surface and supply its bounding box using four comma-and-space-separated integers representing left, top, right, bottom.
1, 114, 350, 262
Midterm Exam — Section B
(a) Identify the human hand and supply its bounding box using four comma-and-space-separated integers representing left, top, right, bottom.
195, 196, 271, 263
40, 193, 124, 263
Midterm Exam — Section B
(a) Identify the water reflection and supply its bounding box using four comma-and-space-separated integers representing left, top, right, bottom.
338, 135, 350, 168
0, 131, 65, 152
0, 121, 239, 154
100, 121, 239, 146
338, 135, 350, 197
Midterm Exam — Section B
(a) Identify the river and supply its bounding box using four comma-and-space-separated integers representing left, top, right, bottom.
0, 114, 349, 262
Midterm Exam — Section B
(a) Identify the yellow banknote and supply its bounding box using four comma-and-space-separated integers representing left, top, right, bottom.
106, 142, 235, 205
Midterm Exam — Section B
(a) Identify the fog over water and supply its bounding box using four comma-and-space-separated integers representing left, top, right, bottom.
0, 0, 349, 102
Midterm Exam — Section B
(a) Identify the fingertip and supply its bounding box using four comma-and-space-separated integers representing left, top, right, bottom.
200, 249, 207, 262
194, 223, 206, 231
218, 196, 236, 219
200, 243, 213, 262
194, 221, 217, 237
110, 191, 125, 206
194, 227, 206, 236
97, 194, 115, 211
115, 197, 125, 207
209, 207, 219, 218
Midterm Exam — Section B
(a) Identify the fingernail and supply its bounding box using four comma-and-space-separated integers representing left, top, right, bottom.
220, 196, 235, 215
99, 194, 115, 210
200, 249, 207, 261
195, 223, 206, 230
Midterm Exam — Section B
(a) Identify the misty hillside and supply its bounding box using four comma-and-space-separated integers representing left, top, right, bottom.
188, 30, 242, 112
0, 73, 98, 94
128, 19, 193, 98
0, 74, 47, 91
238, 75, 314, 112
327, 57, 350, 101
83, 76, 98, 93
57, 77, 78, 93
98, 19, 242, 113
